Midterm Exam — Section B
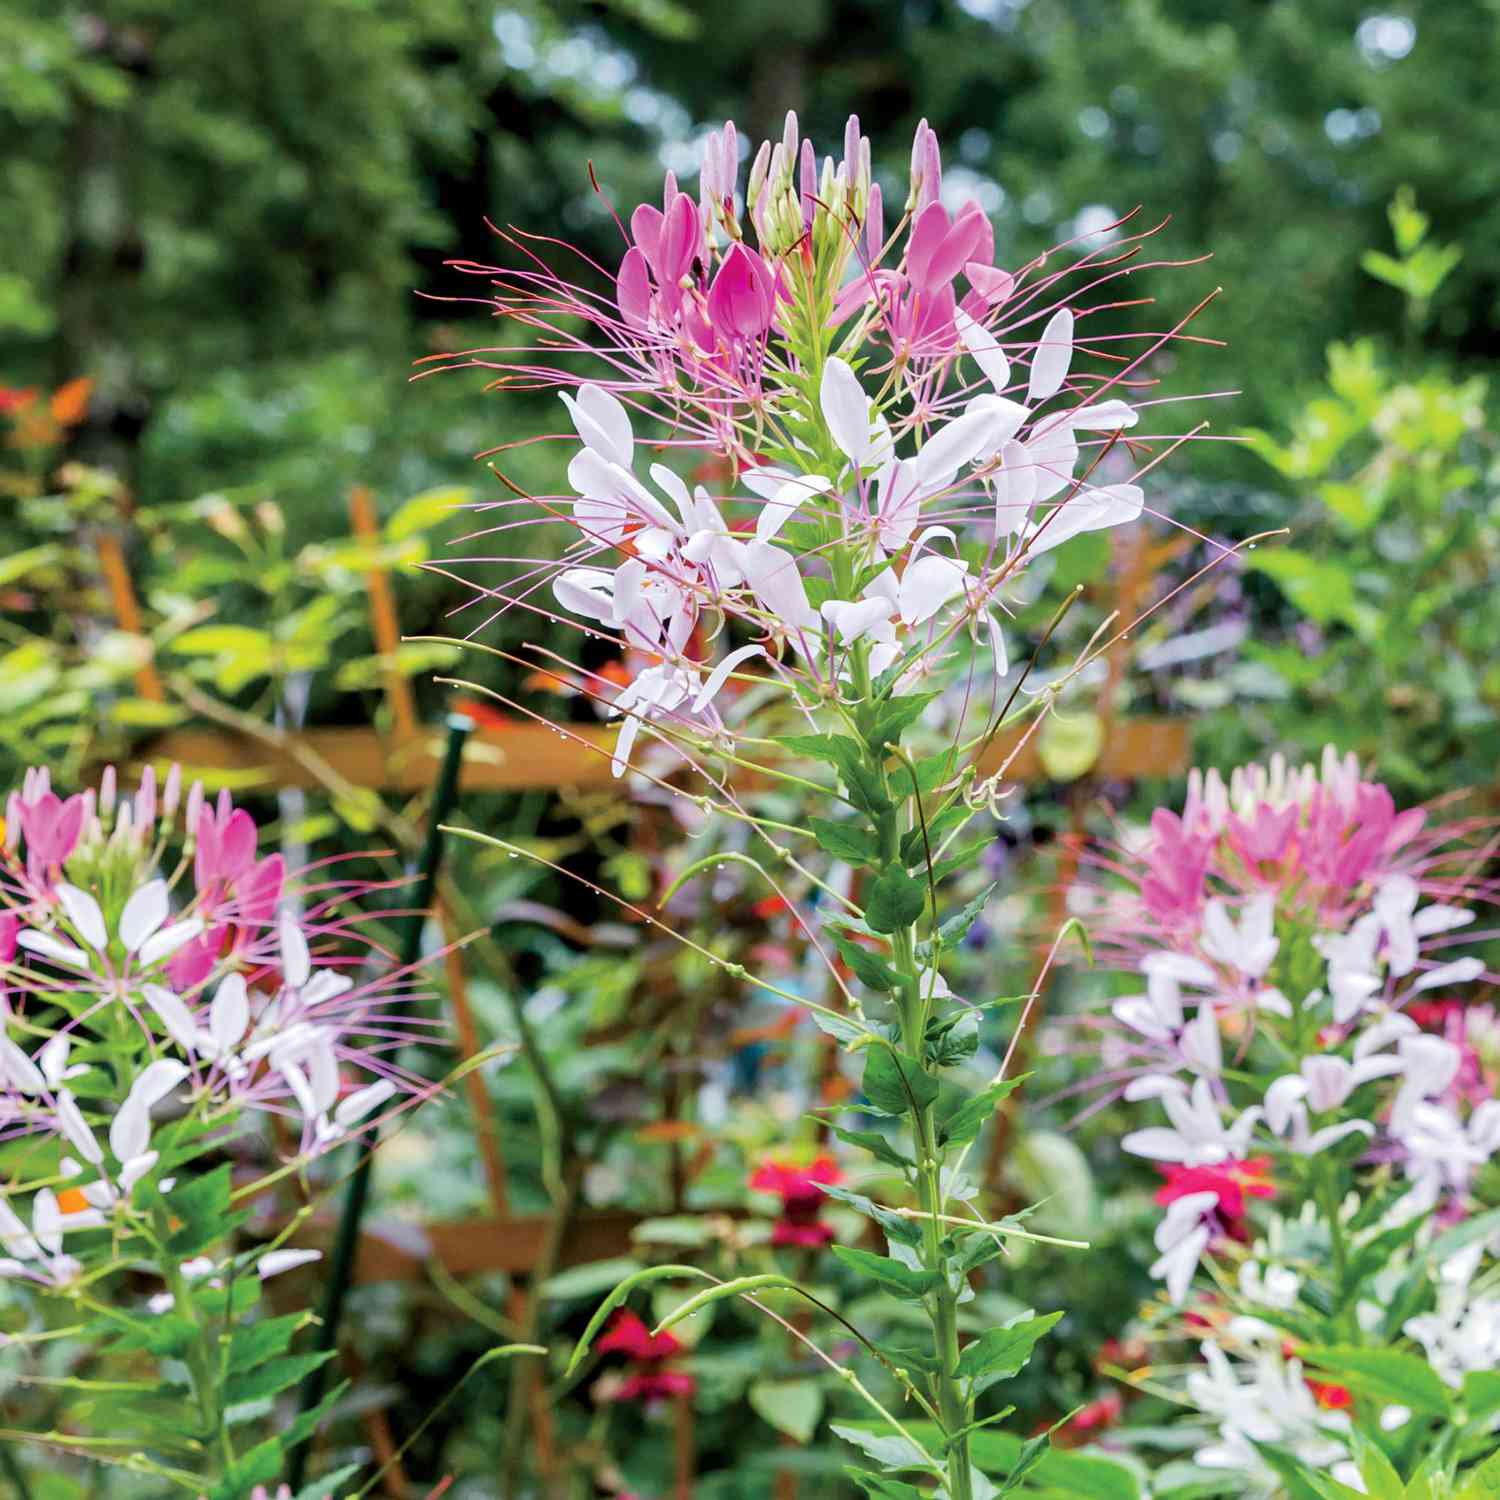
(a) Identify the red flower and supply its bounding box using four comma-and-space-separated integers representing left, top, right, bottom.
1307, 1380, 1353, 1411
596, 1312, 695, 1403
597, 1310, 682, 1362
1156, 1157, 1273, 1225
1070, 1392, 1122, 1434
0, 386, 37, 415
750, 1154, 842, 1248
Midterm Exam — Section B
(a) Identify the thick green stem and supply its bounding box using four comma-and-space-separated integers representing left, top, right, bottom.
151, 1205, 233, 1481
879, 770, 974, 1500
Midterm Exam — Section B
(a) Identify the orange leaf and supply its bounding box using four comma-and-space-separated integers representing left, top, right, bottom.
636, 1121, 702, 1144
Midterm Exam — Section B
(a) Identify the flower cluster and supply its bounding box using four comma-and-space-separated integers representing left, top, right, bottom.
0, 763, 433, 1290
437, 110, 1206, 778
1082, 748, 1498, 1489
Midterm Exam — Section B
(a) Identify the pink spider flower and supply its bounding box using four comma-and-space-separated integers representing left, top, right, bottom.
0, 763, 438, 1189
750, 1153, 843, 1248
428, 111, 1221, 783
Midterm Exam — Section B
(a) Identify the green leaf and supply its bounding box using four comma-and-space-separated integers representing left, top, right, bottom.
937, 1078, 1024, 1148
1298, 1346, 1452, 1418
923, 882, 998, 955
956, 1311, 1063, 1383
822, 1121, 912, 1172
1349, 1430, 1404, 1500
224, 1350, 335, 1406
291, 1463, 363, 1500
992, 1428, 1053, 1499
867, 693, 938, 751
228, 1314, 307, 1373
777, 733, 889, 813
210, 1438, 283, 1500
829, 1422, 935, 1473
1462, 1368, 1500, 1422
820, 1184, 922, 1246
385, 485, 473, 540
862, 1047, 939, 1116
925, 1008, 979, 1068
830, 1245, 942, 1299
749, 1378, 824, 1444
832, 932, 900, 992
900, 805, 973, 867
1455, 1447, 1500, 1500
806, 1005, 878, 1047
846, 1472, 928, 1500
811, 817, 882, 866
866, 867, 926, 933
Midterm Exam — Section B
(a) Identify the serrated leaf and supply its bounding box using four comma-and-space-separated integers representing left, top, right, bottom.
820, 1184, 922, 1246
831, 1245, 942, 1299
957, 1311, 1063, 1383
867, 694, 938, 751
224, 1351, 335, 1406
862, 1047, 939, 1116
228, 1314, 306, 1374
811, 817, 882, 866
833, 932, 900, 992
866, 867, 926, 934
807, 1005, 877, 1047
823, 1121, 912, 1172
937, 1078, 1024, 1148
830, 1422, 935, 1473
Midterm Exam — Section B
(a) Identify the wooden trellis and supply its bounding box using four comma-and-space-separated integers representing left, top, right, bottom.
99, 491, 1192, 1496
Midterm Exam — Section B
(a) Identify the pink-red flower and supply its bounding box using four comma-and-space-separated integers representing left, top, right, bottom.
750, 1153, 842, 1247
596, 1310, 695, 1402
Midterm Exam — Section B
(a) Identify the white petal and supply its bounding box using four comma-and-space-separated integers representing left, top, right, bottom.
1028, 307, 1074, 402
754, 474, 831, 543
955, 307, 1010, 390
16, 930, 92, 969
119, 881, 169, 954
819, 357, 874, 467
56, 885, 107, 952
118, 1151, 159, 1196
561, 385, 633, 468
39, 1035, 70, 1086
110, 1099, 151, 1172
144, 984, 202, 1053
1410, 958, 1484, 994
334, 1080, 397, 1128
822, 596, 896, 643
1059, 397, 1137, 430
898, 553, 969, 628
279, 911, 312, 989
137, 918, 204, 967
692, 644, 765, 713
55, 1092, 103, 1165
131, 1058, 190, 1110
258, 1247, 323, 1279
0, 1037, 47, 1095
210, 973, 250, 1051
913, 406, 993, 488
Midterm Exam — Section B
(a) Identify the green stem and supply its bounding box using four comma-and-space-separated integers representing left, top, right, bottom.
875, 749, 974, 1500
151, 1205, 233, 1481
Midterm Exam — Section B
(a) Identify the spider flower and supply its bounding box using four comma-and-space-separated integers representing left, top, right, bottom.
432, 112, 1217, 778
0, 763, 439, 1275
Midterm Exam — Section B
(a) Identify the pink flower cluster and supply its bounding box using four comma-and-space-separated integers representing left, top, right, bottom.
0, 764, 435, 1286
433, 111, 1210, 778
